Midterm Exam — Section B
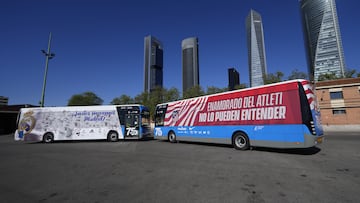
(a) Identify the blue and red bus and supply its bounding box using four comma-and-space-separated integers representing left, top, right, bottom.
154, 79, 323, 150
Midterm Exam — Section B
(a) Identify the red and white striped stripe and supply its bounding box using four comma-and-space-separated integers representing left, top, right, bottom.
164, 96, 208, 126
301, 80, 316, 110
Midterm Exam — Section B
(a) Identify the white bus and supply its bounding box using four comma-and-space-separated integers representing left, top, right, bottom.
14, 105, 152, 143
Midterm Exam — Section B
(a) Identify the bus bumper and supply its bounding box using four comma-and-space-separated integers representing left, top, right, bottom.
305, 134, 324, 147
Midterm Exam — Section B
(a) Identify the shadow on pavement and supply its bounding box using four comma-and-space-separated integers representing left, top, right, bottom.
26, 137, 156, 144
157, 139, 321, 155
252, 146, 321, 155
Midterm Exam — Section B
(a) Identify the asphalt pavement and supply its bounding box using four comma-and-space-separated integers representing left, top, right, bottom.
0, 132, 359, 202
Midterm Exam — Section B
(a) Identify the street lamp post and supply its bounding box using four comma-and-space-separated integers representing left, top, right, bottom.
40, 32, 55, 107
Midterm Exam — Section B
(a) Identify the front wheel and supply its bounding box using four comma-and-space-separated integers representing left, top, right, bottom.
43, 132, 54, 143
232, 132, 250, 150
168, 131, 177, 143
107, 131, 118, 142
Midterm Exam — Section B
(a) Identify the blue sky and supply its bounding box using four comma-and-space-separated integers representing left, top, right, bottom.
1, 0, 359, 106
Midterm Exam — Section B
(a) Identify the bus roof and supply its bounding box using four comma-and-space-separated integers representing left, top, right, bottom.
20, 104, 146, 111
157, 79, 309, 106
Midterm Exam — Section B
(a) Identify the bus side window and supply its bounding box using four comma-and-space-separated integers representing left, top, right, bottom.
117, 108, 126, 125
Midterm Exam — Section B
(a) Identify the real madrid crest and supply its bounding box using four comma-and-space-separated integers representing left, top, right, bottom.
18, 111, 36, 136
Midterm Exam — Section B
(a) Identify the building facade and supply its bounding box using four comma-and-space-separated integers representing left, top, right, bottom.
315, 78, 360, 128
0, 96, 8, 106
144, 35, 163, 93
300, 0, 346, 82
182, 37, 199, 94
246, 9, 267, 87
228, 68, 240, 91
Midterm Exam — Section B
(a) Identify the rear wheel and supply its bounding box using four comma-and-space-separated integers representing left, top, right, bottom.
107, 131, 118, 142
168, 131, 177, 143
232, 132, 249, 150
43, 132, 54, 143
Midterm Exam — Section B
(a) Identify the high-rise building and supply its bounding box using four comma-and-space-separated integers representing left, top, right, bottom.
300, 0, 346, 81
246, 9, 267, 87
182, 37, 199, 93
144, 35, 163, 93
228, 68, 240, 91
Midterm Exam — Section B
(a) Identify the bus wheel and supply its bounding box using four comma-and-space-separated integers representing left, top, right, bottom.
43, 132, 54, 143
233, 132, 249, 150
168, 131, 177, 143
107, 131, 118, 142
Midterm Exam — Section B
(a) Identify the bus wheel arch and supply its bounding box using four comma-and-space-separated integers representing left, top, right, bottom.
43, 132, 54, 143
107, 130, 119, 142
232, 131, 250, 150
168, 131, 177, 143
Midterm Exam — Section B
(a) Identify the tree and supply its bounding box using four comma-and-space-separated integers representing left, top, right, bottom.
317, 73, 338, 81
233, 83, 247, 90
264, 71, 284, 84
133, 87, 166, 119
68, 92, 103, 106
288, 69, 308, 80
317, 68, 359, 81
344, 68, 357, 78
206, 86, 227, 95
111, 94, 134, 105
149, 86, 166, 105
134, 91, 149, 105
164, 87, 180, 102
183, 85, 205, 99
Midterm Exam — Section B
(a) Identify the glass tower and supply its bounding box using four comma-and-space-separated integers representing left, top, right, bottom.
228, 68, 240, 91
246, 9, 267, 87
144, 35, 163, 93
300, 0, 346, 81
182, 37, 199, 93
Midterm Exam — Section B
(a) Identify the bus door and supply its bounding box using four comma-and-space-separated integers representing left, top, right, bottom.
125, 114, 139, 138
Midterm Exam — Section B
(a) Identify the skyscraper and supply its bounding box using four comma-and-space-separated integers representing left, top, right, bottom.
300, 0, 346, 81
246, 9, 267, 87
228, 68, 240, 91
182, 37, 199, 93
144, 35, 163, 93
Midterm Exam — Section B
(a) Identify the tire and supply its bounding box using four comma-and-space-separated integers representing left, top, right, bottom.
43, 132, 54, 143
232, 132, 250, 150
107, 131, 118, 142
168, 131, 177, 143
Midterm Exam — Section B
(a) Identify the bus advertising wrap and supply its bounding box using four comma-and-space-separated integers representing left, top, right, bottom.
156, 80, 323, 149
164, 82, 304, 126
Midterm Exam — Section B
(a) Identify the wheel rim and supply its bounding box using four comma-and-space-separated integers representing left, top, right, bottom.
45, 134, 52, 142
235, 136, 246, 148
110, 133, 117, 141
169, 133, 175, 142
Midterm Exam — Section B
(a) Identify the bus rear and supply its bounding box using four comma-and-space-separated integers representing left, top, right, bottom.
298, 80, 324, 146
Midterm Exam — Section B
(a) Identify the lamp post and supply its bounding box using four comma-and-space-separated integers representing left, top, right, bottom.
40, 32, 55, 107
